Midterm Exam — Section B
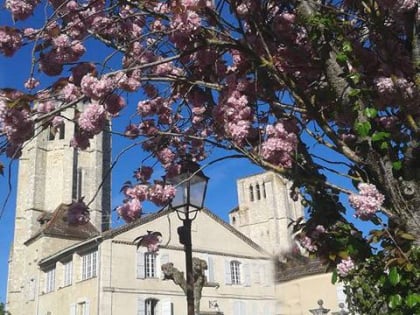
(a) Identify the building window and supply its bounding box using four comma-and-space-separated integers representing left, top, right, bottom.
256, 183, 261, 200
145, 298, 159, 315
63, 260, 73, 286
78, 302, 87, 315
262, 182, 267, 198
81, 251, 97, 280
145, 253, 157, 278
249, 185, 254, 201
230, 261, 241, 285
45, 267, 55, 293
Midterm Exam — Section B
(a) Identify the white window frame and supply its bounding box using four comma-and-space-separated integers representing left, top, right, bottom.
63, 260, 73, 286
81, 251, 97, 280
45, 267, 55, 293
230, 260, 241, 285
144, 253, 157, 278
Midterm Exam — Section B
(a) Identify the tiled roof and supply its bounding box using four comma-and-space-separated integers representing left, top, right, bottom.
25, 203, 99, 245
276, 255, 328, 282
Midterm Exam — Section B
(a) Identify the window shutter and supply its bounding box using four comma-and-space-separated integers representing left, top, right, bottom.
233, 301, 241, 315
224, 260, 232, 285
252, 263, 260, 284
70, 304, 76, 315
265, 263, 272, 286
85, 300, 90, 315
137, 250, 145, 279
158, 254, 169, 279
161, 299, 172, 315
243, 263, 250, 286
240, 301, 247, 315
137, 297, 145, 315
207, 256, 215, 283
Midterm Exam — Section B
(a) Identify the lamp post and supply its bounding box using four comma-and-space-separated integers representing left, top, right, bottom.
166, 160, 209, 315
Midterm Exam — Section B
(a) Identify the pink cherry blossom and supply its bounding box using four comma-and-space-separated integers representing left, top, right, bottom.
337, 257, 355, 277
261, 122, 298, 168
124, 184, 149, 201
78, 103, 107, 134
67, 199, 90, 225
349, 183, 385, 220
134, 231, 162, 253
134, 166, 153, 182
117, 198, 142, 222
24, 77, 40, 89
0, 27, 22, 57
148, 184, 176, 207
299, 236, 317, 252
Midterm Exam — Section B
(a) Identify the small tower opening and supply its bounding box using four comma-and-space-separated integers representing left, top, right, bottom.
249, 185, 254, 202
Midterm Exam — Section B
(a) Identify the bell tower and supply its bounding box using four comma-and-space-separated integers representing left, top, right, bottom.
229, 172, 303, 255
7, 104, 111, 313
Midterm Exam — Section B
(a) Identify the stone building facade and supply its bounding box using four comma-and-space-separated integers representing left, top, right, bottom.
6, 113, 346, 314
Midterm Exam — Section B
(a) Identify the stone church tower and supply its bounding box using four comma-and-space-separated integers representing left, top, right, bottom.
7, 105, 111, 314
229, 172, 303, 255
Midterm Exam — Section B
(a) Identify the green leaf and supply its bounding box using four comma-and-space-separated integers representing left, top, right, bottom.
406, 293, 420, 308
349, 73, 361, 84
380, 142, 389, 149
392, 161, 402, 170
399, 232, 416, 240
389, 267, 401, 286
371, 132, 390, 142
389, 294, 402, 309
336, 53, 348, 63
364, 107, 378, 118
355, 121, 371, 137
348, 88, 361, 97
342, 41, 352, 53
331, 270, 338, 284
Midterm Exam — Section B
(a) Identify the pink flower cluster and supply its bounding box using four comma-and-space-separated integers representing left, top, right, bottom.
5, 0, 39, 21
349, 183, 385, 220
67, 199, 90, 225
299, 236, 317, 252
118, 183, 176, 222
134, 231, 162, 253
0, 26, 22, 57
81, 74, 115, 100
117, 199, 142, 222
337, 257, 355, 277
134, 166, 153, 182
0, 97, 34, 157
148, 184, 176, 207
78, 102, 107, 134
214, 89, 253, 145
261, 122, 298, 168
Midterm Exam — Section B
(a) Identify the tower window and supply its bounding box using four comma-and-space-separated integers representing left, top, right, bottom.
262, 182, 267, 198
59, 124, 65, 139
256, 184, 261, 200
249, 185, 254, 202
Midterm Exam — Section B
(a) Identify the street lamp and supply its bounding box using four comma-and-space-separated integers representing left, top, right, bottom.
166, 160, 209, 315
309, 299, 330, 315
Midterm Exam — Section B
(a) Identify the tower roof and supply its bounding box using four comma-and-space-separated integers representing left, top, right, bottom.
25, 203, 99, 245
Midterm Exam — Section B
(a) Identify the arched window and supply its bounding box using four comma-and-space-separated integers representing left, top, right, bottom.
230, 260, 241, 284
249, 185, 254, 202
256, 184, 261, 200
262, 182, 267, 198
